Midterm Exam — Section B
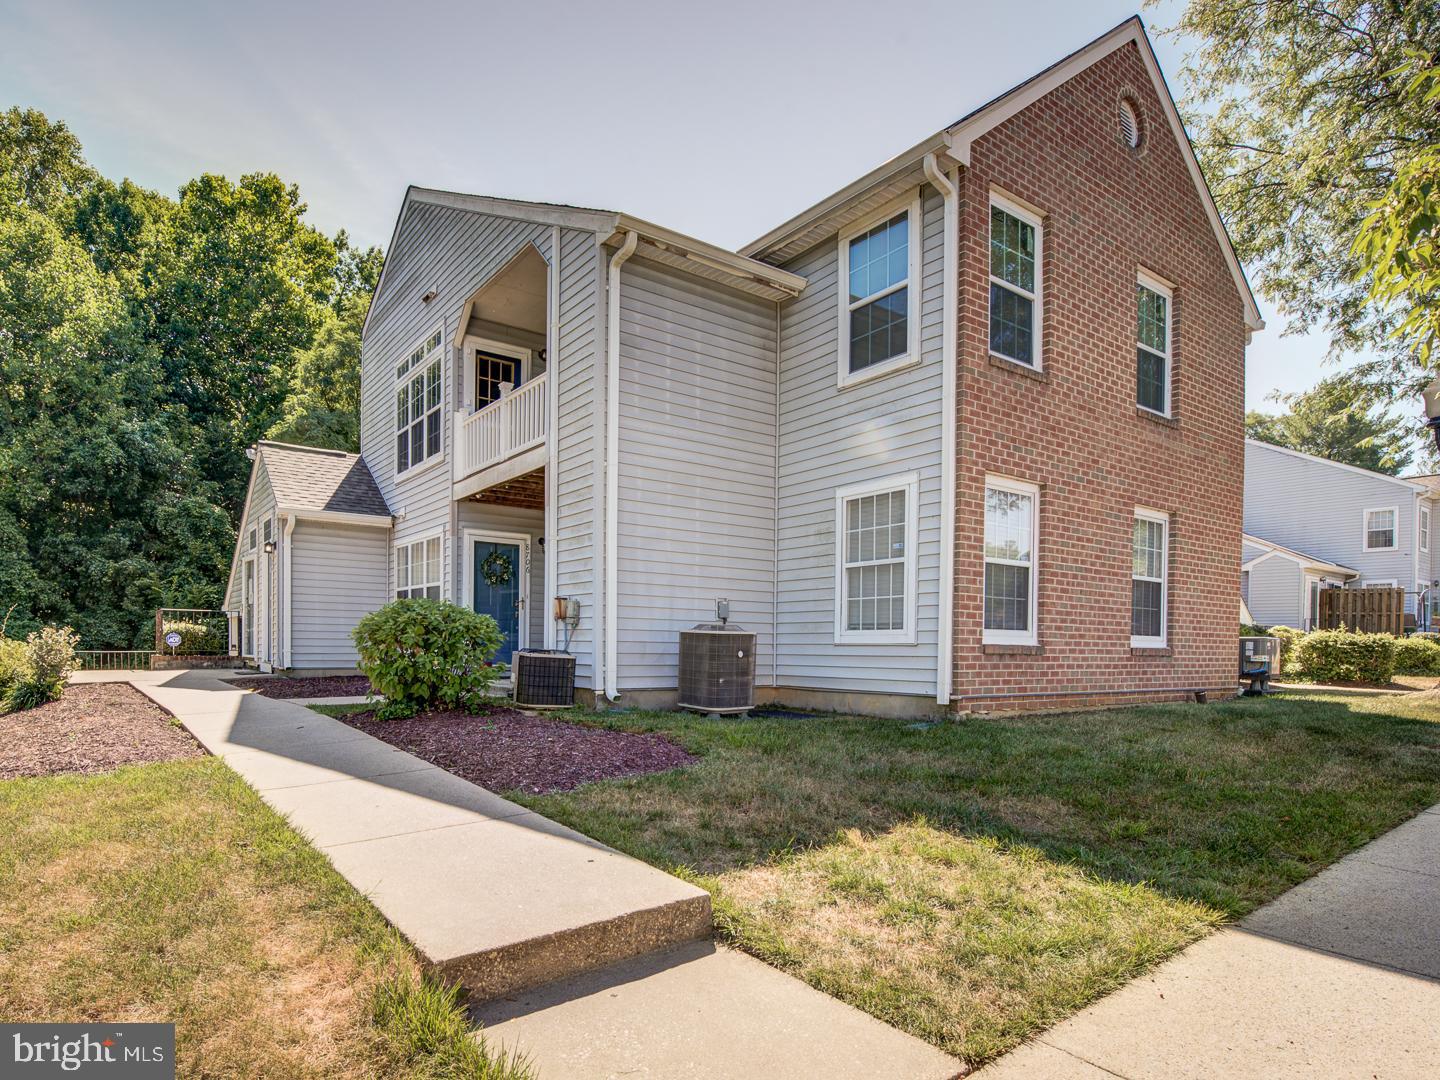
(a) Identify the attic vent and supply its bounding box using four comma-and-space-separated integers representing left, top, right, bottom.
1118, 98, 1141, 149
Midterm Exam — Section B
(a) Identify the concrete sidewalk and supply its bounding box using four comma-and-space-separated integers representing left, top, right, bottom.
978, 805, 1440, 1079
103, 669, 958, 1080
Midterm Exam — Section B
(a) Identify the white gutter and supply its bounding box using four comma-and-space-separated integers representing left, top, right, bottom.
923, 152, 958, 706
275, 507, 393, 528
282, 514, 296, 669
603, 230, 638, 702
545, 225, 561, 649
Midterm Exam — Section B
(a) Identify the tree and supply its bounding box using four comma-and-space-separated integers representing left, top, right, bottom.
1163, 2, 1440, 397
1245, 375, 1414, 474
266, 293, 368, 451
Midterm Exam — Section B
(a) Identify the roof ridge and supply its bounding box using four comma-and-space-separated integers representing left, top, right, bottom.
258, 440, 355, 459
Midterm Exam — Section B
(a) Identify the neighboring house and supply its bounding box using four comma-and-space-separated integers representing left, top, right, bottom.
1244, 439, 1440, 630
225, 16, 1261, 715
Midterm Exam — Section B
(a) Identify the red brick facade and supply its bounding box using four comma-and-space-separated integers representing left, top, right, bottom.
951, 41, 1247, 712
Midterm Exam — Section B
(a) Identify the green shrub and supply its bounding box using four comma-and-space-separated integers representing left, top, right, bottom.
161, 619, 222, 654
1266, 625, 1305, 669
1394, 636, 1440, 675
4, 679, 54, 713
352, 600, 505, 718
0, 637, 29, 697
1290, 629, 1397, 685
1240, 623, 1267, 638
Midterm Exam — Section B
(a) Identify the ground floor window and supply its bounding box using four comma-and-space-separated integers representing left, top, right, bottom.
983, 477, 1039, 644
1131, 509, 1169, 647
835, 473, 918, 643
395, 534, 441, 600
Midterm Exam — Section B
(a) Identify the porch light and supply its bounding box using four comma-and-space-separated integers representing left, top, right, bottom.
1424, 375, 1440, 453
262, 540, 276, 555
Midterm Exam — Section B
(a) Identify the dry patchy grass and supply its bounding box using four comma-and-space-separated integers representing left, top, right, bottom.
518, 691, 1440, 1069
0, 758, 528, 1079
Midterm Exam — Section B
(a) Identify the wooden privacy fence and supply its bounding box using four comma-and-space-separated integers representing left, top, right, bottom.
1318, 586, 1405, 636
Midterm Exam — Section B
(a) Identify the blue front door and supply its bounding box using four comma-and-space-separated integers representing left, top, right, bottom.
472, 539, 522, 666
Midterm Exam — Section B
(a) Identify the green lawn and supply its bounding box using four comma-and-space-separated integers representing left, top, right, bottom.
508, 690, 1440, 1069
0, 758, 530, 1080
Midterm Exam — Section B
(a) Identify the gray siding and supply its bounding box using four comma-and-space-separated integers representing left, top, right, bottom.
290, 522, 389, 668
1244, 441, 1421, 611
1245, 555, 1302, 628
773, 188, 945, 697
613, 259, 778, 689
455, 502, 546, 651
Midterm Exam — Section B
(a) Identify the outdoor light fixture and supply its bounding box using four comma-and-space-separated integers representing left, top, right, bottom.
421, 289, 438, 304
262, 540, 276, 555
1424, 375, 1440, 454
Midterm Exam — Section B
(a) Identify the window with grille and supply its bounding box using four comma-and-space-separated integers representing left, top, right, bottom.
989, 196, 1042, 367
1421, 506, 1430, 553
1131, 510, 1168, 647
396, 535, 442, 600
1363, 507, 1397, 551
835, 473, 918, 643
396, 329, 444, 475
1137, 272, 1172, 415
983, 478, 1038, 644
839, 202, 918, 385
475, 350, 521, 408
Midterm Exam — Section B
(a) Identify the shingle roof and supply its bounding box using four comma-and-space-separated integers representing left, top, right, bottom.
1242, 533, 1357, 577
1405, 474, 1440, 495
257, 441, 390, 518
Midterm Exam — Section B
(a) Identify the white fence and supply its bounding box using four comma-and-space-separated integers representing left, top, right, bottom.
454, 373, 549, 482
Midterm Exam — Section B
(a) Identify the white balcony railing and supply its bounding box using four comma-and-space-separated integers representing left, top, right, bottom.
453, 372, 549, 484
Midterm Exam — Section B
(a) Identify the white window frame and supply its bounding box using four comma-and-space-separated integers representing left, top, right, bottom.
1420, 505, 1430, 554
987, 190, 1044, 370
982, 475, 1040, 646
394, 529, 444, 601
463, 334, 532, 413
395, 325, 446, 479
1130, 507, 1169, 648
833, 471, 920, 644
1362, 506, 1399, 552
836, 195, 923, 389
1136, 269, 1173, 418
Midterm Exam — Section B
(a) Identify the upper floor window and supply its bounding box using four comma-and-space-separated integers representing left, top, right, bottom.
395, 534, 441, 600
989, 195, 1042, 368
1421, 505, 1430, 554
834, 473, 919, 643
1363, 507, 1397, 552
983, 476, 1039, 644
1137, 271, 1172, 416
396, 328, 444, 475
1131, 509, 1169, 647
838, 200, 919, 387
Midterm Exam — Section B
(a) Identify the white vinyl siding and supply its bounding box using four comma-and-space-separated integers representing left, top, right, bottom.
988, 194, 1042, 368
613, 259, 778, 690
983, 477, 1039, 645
1246, 555, 1303, 628
837, 199, 920, 386
1131, 509, 1168, 647
775, 186, 944, 697
835, 473, 919, 644
1136, 271, 1172, 416
290, 522, 389, 668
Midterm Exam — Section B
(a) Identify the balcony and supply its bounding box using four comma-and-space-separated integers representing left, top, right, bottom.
452, 372, 549, 500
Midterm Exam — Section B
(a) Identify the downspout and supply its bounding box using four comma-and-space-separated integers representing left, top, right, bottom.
603, 230, 638, 702
545, 225, 561, 649
282, 513, 296, 670
924, 152, 958, 706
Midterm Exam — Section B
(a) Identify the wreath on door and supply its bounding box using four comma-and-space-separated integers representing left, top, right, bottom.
479, 549, 515, 587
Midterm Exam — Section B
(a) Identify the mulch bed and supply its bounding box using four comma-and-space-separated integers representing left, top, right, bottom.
337, 707, 696, 794
226, 675, 374, 699
0, 683, 205, 780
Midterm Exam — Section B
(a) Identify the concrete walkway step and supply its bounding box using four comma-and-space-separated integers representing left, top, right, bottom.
475, 940, 962, 1080
126, 670, 710, 1001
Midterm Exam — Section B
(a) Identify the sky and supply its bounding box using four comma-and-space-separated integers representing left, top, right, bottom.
0, 0, 1360, 411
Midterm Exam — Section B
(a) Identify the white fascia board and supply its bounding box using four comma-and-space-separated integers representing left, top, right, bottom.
277, 507, 393, 528
608, 215, 807, 298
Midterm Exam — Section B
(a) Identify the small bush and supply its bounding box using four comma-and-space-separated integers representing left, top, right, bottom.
1266, 625, 1305, 669
1290, 629, 1397, 685
25, 626, 80, 691
4, 679, 55, 713
0, 637, 29, 697
1395, 636, 1440, 675
161, 619, 222, 654
1239, 623, 1267, 638
352, 599, 505, 717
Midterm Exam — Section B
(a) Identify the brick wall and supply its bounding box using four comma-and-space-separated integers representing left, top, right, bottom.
951, 41, 1247, 711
